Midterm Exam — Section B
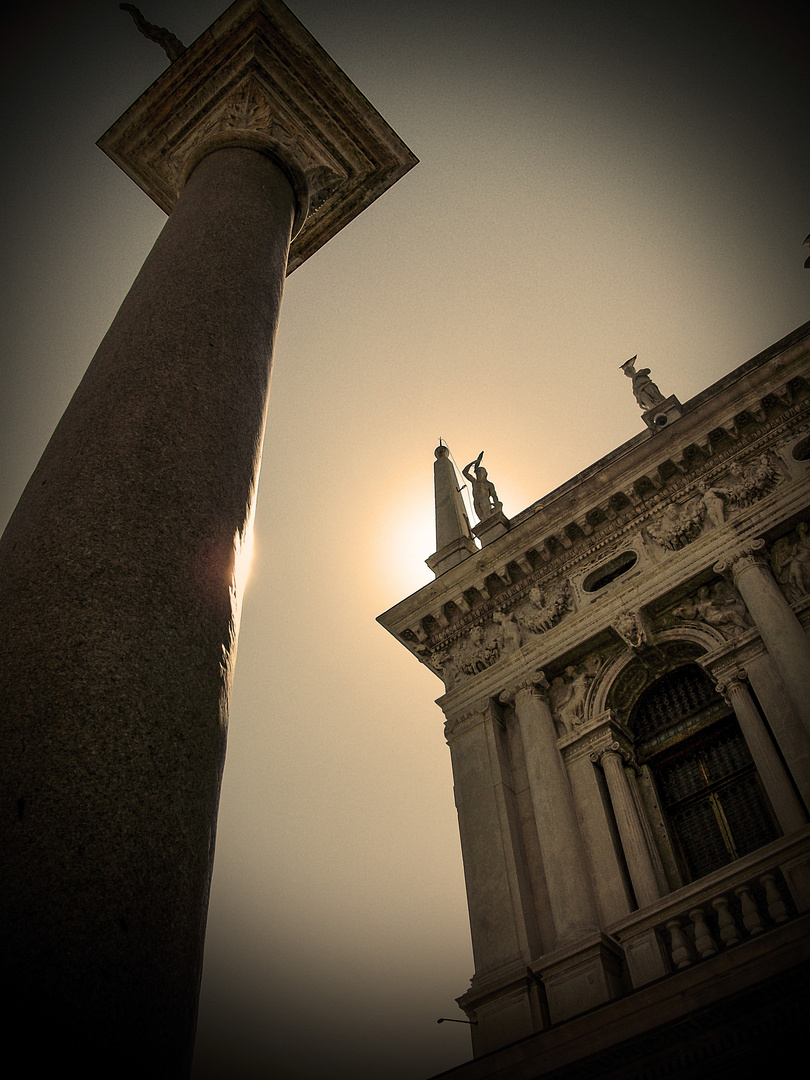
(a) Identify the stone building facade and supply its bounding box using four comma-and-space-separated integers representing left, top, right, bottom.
378, 322, 810, 1076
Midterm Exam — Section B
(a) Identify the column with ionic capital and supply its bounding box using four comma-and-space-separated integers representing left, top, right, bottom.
502, 675, 599, 945
715, 542, 810, 739
592, 743, 661, 908
714, 670, 807, 834
0, 4, 416, 1075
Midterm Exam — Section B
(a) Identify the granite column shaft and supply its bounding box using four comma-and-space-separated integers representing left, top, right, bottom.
0, 146, 295, 1076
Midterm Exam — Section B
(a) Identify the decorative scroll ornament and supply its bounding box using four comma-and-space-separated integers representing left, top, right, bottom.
647, 496, 705, 551
770, 522, 810, 603
671, 581, 750, 638
516, 582, 572, 635
713, 667, 749, 705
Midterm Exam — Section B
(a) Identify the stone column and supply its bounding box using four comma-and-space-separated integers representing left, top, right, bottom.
593, 743, 662, 909
0, 4, 417, 1075
746, 652, 810, 808
714, 670, 807, 835
715, 542, 810, 739
446, 705, 542, 1052
503, 677, 599, 945
0, 141, 294, 1080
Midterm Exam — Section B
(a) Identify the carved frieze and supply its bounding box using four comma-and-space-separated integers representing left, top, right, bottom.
646, 496, 705, 551
770, 522, 810, 603
667, 581, 751, 639
515, 582, 573, 636
714, 452, 783, 509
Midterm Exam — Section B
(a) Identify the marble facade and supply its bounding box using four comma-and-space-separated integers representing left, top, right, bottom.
378, 322, 810, 1074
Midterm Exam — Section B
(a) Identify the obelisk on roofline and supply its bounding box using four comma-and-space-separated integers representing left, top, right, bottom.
0, 1, 416, 1075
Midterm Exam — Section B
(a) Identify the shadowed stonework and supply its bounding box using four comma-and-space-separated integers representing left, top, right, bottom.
0, 2, 415, 1075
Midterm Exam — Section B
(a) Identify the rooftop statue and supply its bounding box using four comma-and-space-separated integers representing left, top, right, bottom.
121, 4, 187, 62
621, 355, 666, 411
462, 451, 502, 521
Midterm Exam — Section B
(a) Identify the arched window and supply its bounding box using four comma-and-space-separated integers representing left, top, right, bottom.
630, 664, 780, 883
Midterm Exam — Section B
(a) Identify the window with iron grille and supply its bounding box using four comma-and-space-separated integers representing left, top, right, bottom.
631, 664, 780, 883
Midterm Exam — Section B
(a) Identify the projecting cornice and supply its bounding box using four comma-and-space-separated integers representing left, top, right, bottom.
98, 0, 417, 272
378, 341, 810, 687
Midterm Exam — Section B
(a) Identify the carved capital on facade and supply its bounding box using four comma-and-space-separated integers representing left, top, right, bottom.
714, 539, 767, 582
713, 667, 749, 705
589, 738, 636, 769
499, 668, 550, 708
98, 0, 417, 272
443, 705, 493, 743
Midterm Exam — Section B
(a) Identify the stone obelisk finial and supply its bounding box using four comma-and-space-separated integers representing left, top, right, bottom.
427, 443, 478, 576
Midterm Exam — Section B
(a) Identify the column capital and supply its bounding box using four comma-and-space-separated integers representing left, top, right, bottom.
98, 0, 417, 272
499, 668, 551, 707
713, 667, 749, 704
714, 539, 767, 582
590, 739, 635, 768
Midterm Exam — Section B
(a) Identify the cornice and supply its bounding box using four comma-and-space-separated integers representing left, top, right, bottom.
379, 391, 810, 668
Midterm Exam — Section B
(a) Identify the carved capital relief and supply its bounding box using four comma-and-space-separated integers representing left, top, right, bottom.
590, 739, 633, 767
560, 713, 635, 766
499, 668, 551, 710
713, 539, 768, 583
712, 667, 749, 706
97, 5, 418, 273
443, 704, 494, 743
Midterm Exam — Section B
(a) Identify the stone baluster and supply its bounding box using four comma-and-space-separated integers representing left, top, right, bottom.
715, 542, 810, 741
735, 884, 764, 934
689, 907, 718, 958
714, 670, 807, 834
666, 918, 693, 969
592, 743, 661, 908
760, 872, 789, 923
502, 674, 599, 946
711, 894, 741, 946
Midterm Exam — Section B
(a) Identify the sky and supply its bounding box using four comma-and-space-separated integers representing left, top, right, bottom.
1, 1, 808, 1077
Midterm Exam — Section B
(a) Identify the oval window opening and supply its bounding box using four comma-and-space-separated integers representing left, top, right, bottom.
792, 435, 810, 462
583, 550, 637, 593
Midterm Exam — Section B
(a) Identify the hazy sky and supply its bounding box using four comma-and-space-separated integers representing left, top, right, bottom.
1, 1, 808, 1077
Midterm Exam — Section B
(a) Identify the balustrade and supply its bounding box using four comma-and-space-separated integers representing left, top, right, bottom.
610, 830, 810, 989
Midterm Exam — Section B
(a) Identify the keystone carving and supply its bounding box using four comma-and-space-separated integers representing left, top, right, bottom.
612, 609, 649, 649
